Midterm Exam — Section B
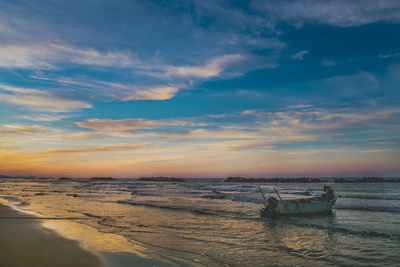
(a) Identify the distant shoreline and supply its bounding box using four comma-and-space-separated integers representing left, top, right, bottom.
224, 177, 400, 183
1, 174, 399, 182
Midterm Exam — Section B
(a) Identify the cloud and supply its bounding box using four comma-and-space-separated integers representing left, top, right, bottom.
207, 114, 226, 119
146, 54, 245, 79
0, 42, 244, 95
0, 45, 55, 69
234, 105, 400, 139
241, 110, 257, 116
159, 129, 263, 140
48, 43, 138, 67
38, 143, 146, 156
220, 136, 317, 151
288, 104, 312, 109
75, 118, 184, 131
1, 94, 92, 112
62, 131, 137, 139
291, 50, 309, 60
0, 84, 44, 95
323, 60, 337, 66
64, 54, 245, 100
120, 85, 182, 101
378, 52, 400, 59
0, 43, 138, 69
0, 83, 92, 112
0, 124, 50, 136
19, 114, 71, 122
0, 51, 243, 102
252, 0, 400, 27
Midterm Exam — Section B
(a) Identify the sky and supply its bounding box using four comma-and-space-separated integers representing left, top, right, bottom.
0, 0, 399, 178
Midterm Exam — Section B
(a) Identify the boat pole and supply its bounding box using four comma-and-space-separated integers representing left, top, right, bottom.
273, 186, 283, 201
258, 186, 268, 208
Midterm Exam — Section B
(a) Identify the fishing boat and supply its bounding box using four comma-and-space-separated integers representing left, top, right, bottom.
259, 186, 337, 217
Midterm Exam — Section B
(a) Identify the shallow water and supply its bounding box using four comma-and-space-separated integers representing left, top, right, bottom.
1, 178, 399, 266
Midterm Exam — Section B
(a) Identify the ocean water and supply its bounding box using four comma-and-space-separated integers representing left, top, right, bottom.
0, 178, 399, 266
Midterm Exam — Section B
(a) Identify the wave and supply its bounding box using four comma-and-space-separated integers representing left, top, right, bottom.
200, 190, 227, 199
337, 194, 400, 200
117, 200, 221, 216
116, 200, 247, 219
335, 205, 400, 213
270, 219, 399, 240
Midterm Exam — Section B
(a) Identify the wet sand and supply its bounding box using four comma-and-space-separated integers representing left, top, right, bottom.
0, 203, 103, 267
0, 202, 204, 267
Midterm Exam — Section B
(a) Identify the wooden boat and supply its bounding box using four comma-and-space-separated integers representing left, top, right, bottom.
259, 186, 337, 217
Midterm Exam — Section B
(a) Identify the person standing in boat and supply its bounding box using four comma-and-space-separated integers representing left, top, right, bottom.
323, 186, 335, 200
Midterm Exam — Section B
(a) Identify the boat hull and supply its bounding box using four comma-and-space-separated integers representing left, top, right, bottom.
262, 197, 337, 217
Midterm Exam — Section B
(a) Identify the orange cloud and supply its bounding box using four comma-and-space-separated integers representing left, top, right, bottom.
38, 143, 147, 156
0, 124, 50, 136
75, 118, 191, 131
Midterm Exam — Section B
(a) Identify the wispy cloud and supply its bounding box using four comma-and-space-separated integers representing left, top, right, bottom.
241, 107, 400, 133
38, 143, 147, 156
323, 60, 337, 66
378, 52, 400, 59
0, 83, 92, 112
120, 85, 183, 101
0, 84, 44, 94
160, 54, 244, 78
0, 45, 55, 69
253, 0, 400, 27
0, 124, 50, 136
75, 118, 187, 131
159, 129, 262, 140
48, 43, 138, 67
0, 43, 138, 69
19, 114, 71, 122
291, 50, 308, 60
62, 131, 137, 139
1, 94, 92, 112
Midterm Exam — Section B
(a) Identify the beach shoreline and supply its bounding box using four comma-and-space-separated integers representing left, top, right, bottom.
0, 202, 104, 267
0, 200, 216, 267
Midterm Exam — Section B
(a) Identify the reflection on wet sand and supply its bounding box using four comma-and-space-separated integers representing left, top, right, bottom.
0, 203, 102, 267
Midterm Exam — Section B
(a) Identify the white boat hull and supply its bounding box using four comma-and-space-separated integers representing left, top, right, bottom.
275, 197, 337, 215
262, 197, 337, 217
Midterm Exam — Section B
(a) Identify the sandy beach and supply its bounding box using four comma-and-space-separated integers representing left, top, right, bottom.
0, 203, 103, 267
0, 199, 208, 267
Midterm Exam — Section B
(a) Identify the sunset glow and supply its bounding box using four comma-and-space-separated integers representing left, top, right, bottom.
1, 1, 399, 177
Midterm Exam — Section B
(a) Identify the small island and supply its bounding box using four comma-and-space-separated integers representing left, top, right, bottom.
137, 177, 185, 182
224, 177, 322, 183
334, 177, 400, 183
58, 177, 73, 181
89, 177, 116, 181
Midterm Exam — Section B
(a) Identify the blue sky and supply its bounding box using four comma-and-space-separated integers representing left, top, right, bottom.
1, 0, 399, 177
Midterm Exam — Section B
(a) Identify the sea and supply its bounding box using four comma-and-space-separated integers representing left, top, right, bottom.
0, 177, 399, 266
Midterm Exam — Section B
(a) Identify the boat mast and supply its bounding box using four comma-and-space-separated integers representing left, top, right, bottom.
258, 186, 268, 208
273, 186, 283, 201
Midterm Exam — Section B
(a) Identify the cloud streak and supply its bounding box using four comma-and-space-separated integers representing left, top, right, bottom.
119, 85, 183, 101
0, 124, 50, 136
38, 143, 147, 156
291, 50, 308, 60
1, 93, 92, 112
75, 118, 187, 131
19, 114, 71, 122
0, 83, 92, 112
253, 0, 400, 27
0, 43, 138, 69
161, 54, 244, 78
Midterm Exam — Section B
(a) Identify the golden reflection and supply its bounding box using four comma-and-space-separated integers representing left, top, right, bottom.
42, 220, 151, 258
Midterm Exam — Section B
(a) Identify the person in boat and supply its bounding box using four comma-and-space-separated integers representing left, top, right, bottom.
323, 186, 334, 200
